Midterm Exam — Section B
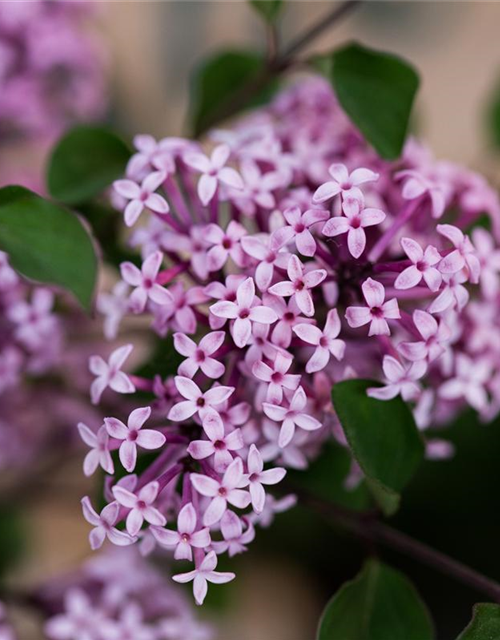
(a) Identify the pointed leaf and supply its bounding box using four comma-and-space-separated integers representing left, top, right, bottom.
457, 603, 500, 640
250, 0, 283, 23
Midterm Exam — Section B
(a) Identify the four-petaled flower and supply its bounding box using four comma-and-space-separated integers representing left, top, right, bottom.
168, 377, 234, 423
293, 309, 346, 373
81, 497, 134, 549
191, 457, 250, 526
367, 356, 427, 401
210, 277, 278, 347
395, 237, 442, 291
173, 551, 235, 606
252, 352, 301, 404
205, 221, 247, 271
77, 423, 114, 476
212, 510, 255, 557
187, 412, 244, 472
437, 224, 480, 283
183, 144, 244, 205
114, 170, 169, 227
152, 502, 210, 561
89, 344, 135, 405
105, 406, 165, 473
268, 255, 326, 317
274, 206, 329, 257
245, 444, 286, 513
398, 310, 451, 362
112, 480, 166, 536
313, 163, 378, 204
346, 278, 400, 336
263, 386, 321, 448
120, 251, 173, 313
174, 331, 225, 379
438, 354, 491, 412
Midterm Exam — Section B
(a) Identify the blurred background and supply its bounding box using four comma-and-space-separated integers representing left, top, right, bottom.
3, 2, 500, 639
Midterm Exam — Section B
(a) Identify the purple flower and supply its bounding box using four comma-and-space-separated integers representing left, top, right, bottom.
152, 502, 210, 561
345, 278, 400, 336
89, 344, 135, 405
104, 407, 165, 473
205, 221, 247, 271
77, 423, 114, 477
183, 144, 244, 205
268, 255, 326, 317
168, 377, 234, 423
212, 511, 255, 556
367, 356, 427, 401
252, 352, 301, 404
112, 481, 166, 536
313, 163, 378, 204
173, 551, 235, 606
245, 444, 286, 513
293, 309, 345, 373
81, 497, 135, 550
174, 331, 225, 379
120, 251, 173, 313
395, 237, 442, 291
263, 386, 321, 448
114, 171, 169, 227
188, 412, 243, 472
274, 205, 329, 257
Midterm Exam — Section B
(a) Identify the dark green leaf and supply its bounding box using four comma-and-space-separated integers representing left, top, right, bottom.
190, 50, 275, 136
457, 604, 500, 640
0, 505, 25, 579
325, 42, 419, 159
487, 77, 500, 151
47, 126, 131, 205
317, 559, 434, 640
331, 379, 424, 513
135, 335, 183, 381
250, 0, 283, 23
0, 186, 97, 310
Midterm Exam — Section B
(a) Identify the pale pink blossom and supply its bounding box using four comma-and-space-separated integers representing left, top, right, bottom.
112, 481, 166, 536
183, 144, 244, 205
274, 206, 329, 257
114, 170, 169, 227
212, 511, 255, 556
210, 277, 278, 347
190, 457, 250, 526
173, 551, 235, 606
398, 310, 451, 362
81, 497, 135, 550
438, 354, 491, 412
120, 251, 173, 313
205, 221, 247, 271
322, 194, 385, 259
268, 255, 326, 317
396, 169, 446, 219
263, 386, 321, 447
174, 331, 225, 379
429, 272, 469, 314
231, 159, 283, 215
168, 377, 234, 423
394, 237, 442, 291
473, 227, 500, 299
89, 344, 135, 405
241, 232, 290, 292
437, 224, 480, 283
105, 406, 165, 473
157, 283, 208, 335
346, 278, 400, 336
45, 588, 116, 640
187, 412, 243, 472
313, 163, 378, 204
367, 356, 427, 401
77, 423, 114, 476
265, 294, 309, 348
293, 309, 345, 373
252, 352, 300, 403
245, 444, 286, 513
152, 502, 210, 561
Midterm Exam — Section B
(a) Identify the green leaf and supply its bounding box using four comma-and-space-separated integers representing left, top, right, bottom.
190, 50, 275, 136
0, 505, 25, 580
457, 604, 500, 640
47, 125, 131, 205
317, 559, 434, 640
331, 379, 424, 513
250, 0, 283, 23
0, 186, 97, 310
487, 77, 500, 151
325, 42, 419, 159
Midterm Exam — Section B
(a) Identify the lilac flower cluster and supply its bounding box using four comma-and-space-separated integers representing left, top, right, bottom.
0, 0, 106, 144
84, 76, 500, 604
42, 547, 213, 640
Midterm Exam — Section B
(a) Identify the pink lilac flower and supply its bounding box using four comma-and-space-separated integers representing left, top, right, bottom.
211, 511, 255, 556
268, 254, 326, 317
396, 169, 446, 219
438, 354, 491, 412
45, 588, 116, 640
173, 551, 235, 606
394, 237, 442, 291
190, 457, 250, 526
437, 224, 480, 283
104, 407, 165, 473
367, 356, 427, 401
322, 193, 386, 259
398, 310, 451, 362
7, 288, 57, 349
210, 277, 278, 347
81, 497, 135, 550
89, 344, 135, 405
152, 502, 210, 561
188, 412, 243, 472
114, 171, 169, 227
112, 481, 166, 536
183, 144, 244, 205
293, 309, 345, 373
313, 163, 378, 204
120, 251, 173, 313
241, 232, 290, 292
346, 278, 400, 336
231, 158, 283, 215
112, 602, 156, 640
252, 352, 301, 403
158, 282, 208, 335
174, 331, 225, 379
472, 227, 500, 299
245, 444, 286, 513
263, 386, 321, 447
77, 423, 114, 476
168, 377, 234, 423
205, 221, 247, 271
274, 205, 329, 257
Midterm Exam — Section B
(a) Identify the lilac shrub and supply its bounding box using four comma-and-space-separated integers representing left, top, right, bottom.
82, 76, 500, 604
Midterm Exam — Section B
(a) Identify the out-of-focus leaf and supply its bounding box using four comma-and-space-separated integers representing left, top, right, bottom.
456, 603, 500, 639
0, 186, 97, 311
317, 559, 434, 640
250, 0, 283, 23
316, 42, 419, 159
190, 50, 276, 135
0, 505, 25, 579
331, 379, 424, 514
47, 126, 131, 205
135, 336, 183, 381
